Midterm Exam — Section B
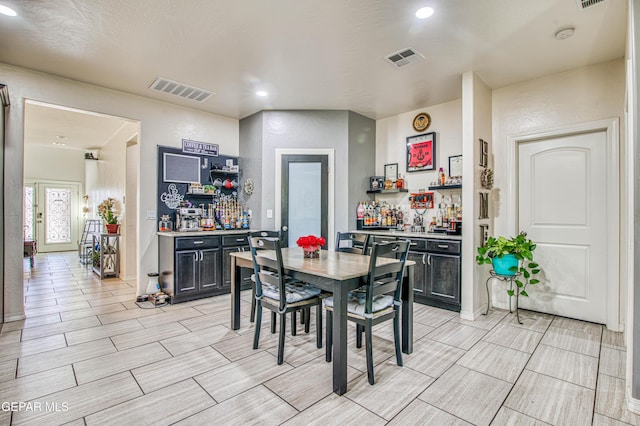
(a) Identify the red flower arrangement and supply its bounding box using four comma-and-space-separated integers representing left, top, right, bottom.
296, 235, 326, 249
296, 235, 326, 258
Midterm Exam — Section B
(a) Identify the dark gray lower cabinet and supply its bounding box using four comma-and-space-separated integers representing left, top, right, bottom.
222, 235, 252, 290
409, 238, 461, 312
159, 232, 251, 304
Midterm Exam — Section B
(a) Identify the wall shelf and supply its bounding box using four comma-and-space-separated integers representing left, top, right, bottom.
428, 184, 462, 191
366, 189, 409, 194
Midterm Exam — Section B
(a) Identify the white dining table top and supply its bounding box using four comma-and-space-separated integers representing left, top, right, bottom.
231, 248, 414, 281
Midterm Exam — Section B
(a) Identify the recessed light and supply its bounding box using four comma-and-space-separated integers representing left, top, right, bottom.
56, 135, 68, 140
0, 5, 17, 17
415, 7, 434, 19
256, 91, 268, 97
52, 142, 66, 146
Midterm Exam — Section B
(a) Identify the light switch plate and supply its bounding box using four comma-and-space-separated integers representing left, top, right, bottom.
266, 209, 273, 219
146, 210, 157, 220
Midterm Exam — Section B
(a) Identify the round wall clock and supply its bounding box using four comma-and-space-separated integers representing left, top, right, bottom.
412, 112, 431, 132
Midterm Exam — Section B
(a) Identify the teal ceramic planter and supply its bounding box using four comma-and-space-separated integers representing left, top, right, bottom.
492, 254, 519, 276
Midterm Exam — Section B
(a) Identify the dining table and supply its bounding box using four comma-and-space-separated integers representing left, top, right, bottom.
230, 248, 414, 395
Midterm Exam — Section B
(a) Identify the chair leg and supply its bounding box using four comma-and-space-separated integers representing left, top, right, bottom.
271, 311, 276, 334
365, 323, 374, 385
277, 312, 286, 365
304, 308, 311, 334
291, 311, 297, 336
393, 312, 403, 367
253, 303, 262, 350
325, 309, 332, 362
316, 304, 322, 348
356, 324, 363, 348
250, 285, 256, 323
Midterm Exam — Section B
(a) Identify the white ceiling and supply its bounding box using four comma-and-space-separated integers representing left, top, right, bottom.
0, 0, 628, 127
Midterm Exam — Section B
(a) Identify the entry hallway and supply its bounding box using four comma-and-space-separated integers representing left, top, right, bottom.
0, 252, 635, 425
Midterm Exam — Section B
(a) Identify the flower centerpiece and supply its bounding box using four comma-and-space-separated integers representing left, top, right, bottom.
97, 198, 119, 233
296, 235, 326, 259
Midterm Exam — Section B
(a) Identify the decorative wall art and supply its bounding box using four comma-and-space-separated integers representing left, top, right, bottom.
412, 112, 431, 132
479, 224, 489, 246
481, 168, 494, 189
479, 192, 489, 219
407, 132, 436, 172
479, 139, 489, 168
449, 155, 462, 177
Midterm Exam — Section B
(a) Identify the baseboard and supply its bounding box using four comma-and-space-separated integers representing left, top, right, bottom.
4, 312, 26, 323
459, 306, 487, 321
627, 390, 640, 414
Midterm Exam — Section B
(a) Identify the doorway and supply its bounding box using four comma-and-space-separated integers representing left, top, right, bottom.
275, 149, 335, 249
24, 180, 81, 253
509, 119, 620, 329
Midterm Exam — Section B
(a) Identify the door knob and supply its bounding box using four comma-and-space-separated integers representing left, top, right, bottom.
282, 226, 288, 231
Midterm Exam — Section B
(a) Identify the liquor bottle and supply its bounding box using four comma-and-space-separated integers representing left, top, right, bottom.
438, 167, 446, 186
436, 204, 443, 227
357, 202, 365, 219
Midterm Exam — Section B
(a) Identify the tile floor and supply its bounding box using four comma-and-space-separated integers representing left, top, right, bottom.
0, 251, 637, 425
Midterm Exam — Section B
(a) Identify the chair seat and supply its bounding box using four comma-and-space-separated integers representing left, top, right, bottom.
262, 282, 322, 304
323, 292, 394, 318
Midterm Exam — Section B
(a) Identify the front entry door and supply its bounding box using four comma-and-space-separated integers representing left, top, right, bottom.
517, 131, 607, 324
280, 155, 328, 247
34, 181, 81, 253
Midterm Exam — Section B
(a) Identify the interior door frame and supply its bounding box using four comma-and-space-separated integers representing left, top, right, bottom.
506, 118, 620, 330
275, 148, 335, 249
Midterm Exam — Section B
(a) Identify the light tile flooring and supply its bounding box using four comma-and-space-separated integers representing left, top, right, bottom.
0, 251, 637, 425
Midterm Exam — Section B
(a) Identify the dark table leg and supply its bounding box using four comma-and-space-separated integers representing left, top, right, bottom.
332, 281, 348, 395
231, 256, 241, 330
401, 263, 414, 354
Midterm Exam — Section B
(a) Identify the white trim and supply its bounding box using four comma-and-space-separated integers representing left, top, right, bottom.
628, 391, 640, 415
506, 118, 620, 330
275, 149, 335, 249
4, 313, 26, 322
459, 305, 486, 321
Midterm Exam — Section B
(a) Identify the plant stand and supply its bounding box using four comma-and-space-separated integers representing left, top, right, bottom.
484, 270, 522, 324
92, 233, 120, 279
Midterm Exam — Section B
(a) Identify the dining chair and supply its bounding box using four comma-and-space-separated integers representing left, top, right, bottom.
324, 239, 410, 384
248, 236, 323, 364
364, 234, 401, 257
249, 230, 281, 324
335, 232, 369, 255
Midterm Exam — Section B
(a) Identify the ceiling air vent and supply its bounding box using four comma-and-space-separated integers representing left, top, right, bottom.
576, 0, 606, 10
148, 76, 214, 102
385, 47, 424, 68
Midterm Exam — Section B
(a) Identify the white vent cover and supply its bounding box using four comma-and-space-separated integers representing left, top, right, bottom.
576, 0, 606, 10
148, 76, 214, 102
385, 47, 424, 68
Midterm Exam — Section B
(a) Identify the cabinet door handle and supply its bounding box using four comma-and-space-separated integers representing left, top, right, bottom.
199, 251, 203, 261
193, 241, 204, 245
427, 254, 431, 266
422, 254, 426, 265
236, 238, 245, 242
437, 244, 449, 249
194, 252, 198, 262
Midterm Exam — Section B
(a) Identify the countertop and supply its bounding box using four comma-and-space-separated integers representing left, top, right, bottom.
351, 229, 462, 241
157, 229, 250, 238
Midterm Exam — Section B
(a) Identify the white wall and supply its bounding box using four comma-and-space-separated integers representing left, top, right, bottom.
2, 63, 238, 321
24, 145, 85, 183
375, 99, 462, 212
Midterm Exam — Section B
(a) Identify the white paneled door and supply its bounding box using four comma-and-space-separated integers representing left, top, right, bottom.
517, 131, 607, 324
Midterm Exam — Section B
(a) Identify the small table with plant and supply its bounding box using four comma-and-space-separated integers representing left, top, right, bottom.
476, 232, 541, 324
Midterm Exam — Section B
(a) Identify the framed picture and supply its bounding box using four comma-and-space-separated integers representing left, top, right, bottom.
479, 139, 488, 168
384, 163, 398, 182
369, 176, 385, 191
406, 132, 436, 172
448, 155, 462, 177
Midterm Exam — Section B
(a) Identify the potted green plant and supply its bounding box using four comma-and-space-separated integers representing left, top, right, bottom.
476, 231, 541, 297
97, 198, 119, 233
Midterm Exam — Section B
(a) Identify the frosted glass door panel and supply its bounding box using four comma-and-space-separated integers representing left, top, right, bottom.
23, 186, 34, 241
45, 187, 72, 244
288, 163, 321, 247
35, 181, 80, 253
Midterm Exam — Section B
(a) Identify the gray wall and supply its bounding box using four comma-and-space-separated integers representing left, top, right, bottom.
239, 110, 375, 236
238, 112, 264, 229
348, 111, 376, 227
